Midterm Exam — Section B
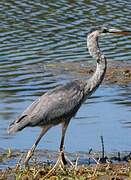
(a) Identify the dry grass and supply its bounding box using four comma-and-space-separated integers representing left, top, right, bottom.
0, 154, 131, 180
0, 162, 131, 180
1, 139, 131, 180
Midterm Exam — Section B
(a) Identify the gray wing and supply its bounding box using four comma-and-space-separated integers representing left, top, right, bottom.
8, 80, 85, 133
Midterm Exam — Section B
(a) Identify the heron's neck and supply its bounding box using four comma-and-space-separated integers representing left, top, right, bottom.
84, 35, 107, 96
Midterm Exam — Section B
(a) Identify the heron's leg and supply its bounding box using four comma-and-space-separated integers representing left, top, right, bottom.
59, 120, 70, 165
41, 121, 70, 179
24, 125, 51, 166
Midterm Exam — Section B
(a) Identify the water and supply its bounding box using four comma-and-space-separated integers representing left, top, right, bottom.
0, 0, 131, 155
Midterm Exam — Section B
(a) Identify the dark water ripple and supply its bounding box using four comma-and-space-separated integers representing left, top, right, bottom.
0, 0, 130, 155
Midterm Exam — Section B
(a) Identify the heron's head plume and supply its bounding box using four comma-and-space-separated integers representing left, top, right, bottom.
88, 27, 109, 38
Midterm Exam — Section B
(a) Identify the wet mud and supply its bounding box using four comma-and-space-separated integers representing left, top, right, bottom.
45, 60, 131, 85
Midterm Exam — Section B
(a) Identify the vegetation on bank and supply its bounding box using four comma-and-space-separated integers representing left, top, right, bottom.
0, 160, 131, 179
0, 147, 131, 180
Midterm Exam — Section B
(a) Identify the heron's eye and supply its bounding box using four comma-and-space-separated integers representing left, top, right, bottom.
103, 29, 108, 33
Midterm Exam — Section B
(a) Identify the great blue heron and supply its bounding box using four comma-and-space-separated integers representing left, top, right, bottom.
8, 27, 130, 166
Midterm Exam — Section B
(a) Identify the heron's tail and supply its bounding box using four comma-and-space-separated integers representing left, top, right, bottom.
7, 115, 28, 134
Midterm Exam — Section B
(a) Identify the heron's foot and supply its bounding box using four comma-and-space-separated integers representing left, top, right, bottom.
42, 151, 66, 179
43, 150, 74, 179
24, 149, 34, 167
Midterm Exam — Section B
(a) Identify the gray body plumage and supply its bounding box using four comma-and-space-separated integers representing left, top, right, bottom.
8, 27, 107, 134
8, 80, 86, 133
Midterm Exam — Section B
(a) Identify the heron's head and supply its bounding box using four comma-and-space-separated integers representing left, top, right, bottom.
88, 26, 131, 38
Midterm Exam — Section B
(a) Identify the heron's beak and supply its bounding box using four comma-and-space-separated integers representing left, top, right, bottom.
109, 29, 131, 35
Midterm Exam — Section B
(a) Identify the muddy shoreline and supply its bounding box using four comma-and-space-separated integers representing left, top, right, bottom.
44, 60, 131, 85
0, 149, 131, 179
0, 148, 131, 169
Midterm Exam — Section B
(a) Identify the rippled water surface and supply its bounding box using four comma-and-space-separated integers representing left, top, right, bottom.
0, 1, 131, 154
